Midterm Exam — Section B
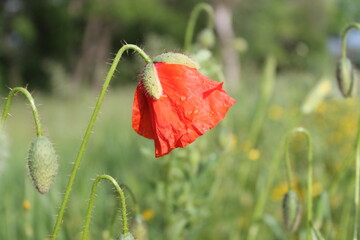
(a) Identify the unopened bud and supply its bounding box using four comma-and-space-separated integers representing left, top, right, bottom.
336, 57, 355, 98
142, 63, 163, 99
153, 52, 199, 69
282, 190, 302, 232
27, 137, 59, 194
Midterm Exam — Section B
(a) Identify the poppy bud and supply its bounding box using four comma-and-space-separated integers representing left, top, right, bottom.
133, 52, 235, 157
27, 137, 59, 194
153, 52, 199, 69
142, 63, 163, 99
131, 214, 148, 240
119, 233, 136, 240
282, 190, 302, 232
197, 28, 216, 48
336, 57, 355, 98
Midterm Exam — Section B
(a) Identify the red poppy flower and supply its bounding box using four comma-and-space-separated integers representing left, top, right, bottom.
132, 53, 235, 157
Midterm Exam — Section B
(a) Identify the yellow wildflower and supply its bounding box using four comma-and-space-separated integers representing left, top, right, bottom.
142, 209, 155, 221
247, 149, 261, 161
22, 200, 31, 211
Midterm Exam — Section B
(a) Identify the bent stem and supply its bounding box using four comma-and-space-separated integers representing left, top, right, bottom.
81, 175, 128, 240
120, 183, 140, 214
184, 3, 215, 52
51, 44, 151, 240
286, 127, 313, 240
107, 183, 139, 238
1, 87, 42, 136
341, 23, 360, 59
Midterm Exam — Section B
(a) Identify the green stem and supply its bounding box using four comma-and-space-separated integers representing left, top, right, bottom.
287, 127, 313, 240
51, 44, 151, 239
248, 55, 276, 145
247, 128, 313, 240
120, 183, 140, 214
341, 23, 360, 59
81, 175, 128, 240
284, 131, 295, 191
354, 116, 360, 240
184, 3, 215, 52
1, 87, 42, 137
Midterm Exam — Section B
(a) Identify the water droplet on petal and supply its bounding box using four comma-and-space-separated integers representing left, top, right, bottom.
180, 96, 187, 101
209, 111, 214, 117
194, 109, 199, 114
187, 110, 193, 115
223, 99, 233, 107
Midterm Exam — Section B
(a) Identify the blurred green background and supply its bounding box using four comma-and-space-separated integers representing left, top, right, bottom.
1, 0, 360, 239
0, 0, 359, 91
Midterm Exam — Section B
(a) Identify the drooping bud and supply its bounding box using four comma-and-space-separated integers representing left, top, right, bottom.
153, 52, 199, 69
197, 28, 216, 48
131, 214, 148, 240
27, 136, 59, 194
142, 63, 163, 99
119, 232, 136, 240
336, 57, 355, 98
282, 190, 302, 232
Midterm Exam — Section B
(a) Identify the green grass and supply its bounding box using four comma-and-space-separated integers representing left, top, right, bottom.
0, 69, 359, 240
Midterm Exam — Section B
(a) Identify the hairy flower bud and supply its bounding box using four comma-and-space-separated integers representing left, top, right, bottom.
27, 137, 59, 194
142, 63, 163, 99
336, 57, 355, 98
282, 190, 302, 232
153, 52, 199, 69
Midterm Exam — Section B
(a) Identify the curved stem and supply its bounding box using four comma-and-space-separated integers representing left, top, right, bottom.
341, 23, 360, 59
51, 44, 151, 239
1, 87, 42, 137
184, 3, 215, 52
286, 127, 313, 240
120, 183, 139, 214
81, 175, 128, 240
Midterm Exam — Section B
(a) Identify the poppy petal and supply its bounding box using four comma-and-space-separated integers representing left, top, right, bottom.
132, 62, 235, 157
153, 63, 235, 157
132, 84, 155, 139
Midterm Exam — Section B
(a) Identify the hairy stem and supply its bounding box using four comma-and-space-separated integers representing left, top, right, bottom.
81, 175, 128, 240
184, 3, 215, 52
120, 183, 139, 214
1, 87, 42, 137
51, 44, 151, 239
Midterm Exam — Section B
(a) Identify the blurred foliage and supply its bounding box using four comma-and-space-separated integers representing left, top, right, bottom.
0, 0, 359, 90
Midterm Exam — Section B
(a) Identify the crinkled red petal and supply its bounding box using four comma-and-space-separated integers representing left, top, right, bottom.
132, 63, 235, 157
